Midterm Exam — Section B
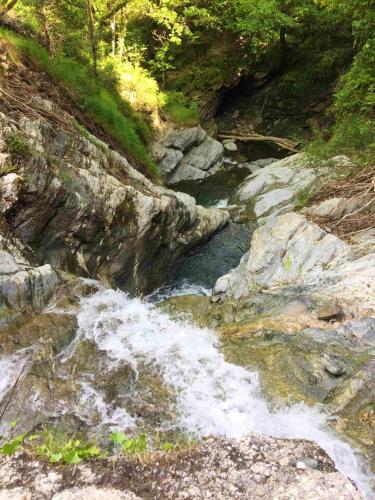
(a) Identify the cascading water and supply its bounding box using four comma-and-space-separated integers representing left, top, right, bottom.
0, 148, 372, 498
73, 288, 371, 497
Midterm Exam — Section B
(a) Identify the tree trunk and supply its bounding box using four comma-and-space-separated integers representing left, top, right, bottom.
85, 0, 98, 76
111, 14, 116, 56
279, 27, 287, 71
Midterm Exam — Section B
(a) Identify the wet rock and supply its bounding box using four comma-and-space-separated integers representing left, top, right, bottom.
0, 434, 363, 499
0, 112, 229, 295
0, 226, 61, 325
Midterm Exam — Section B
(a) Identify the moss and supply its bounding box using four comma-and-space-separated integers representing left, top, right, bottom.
6, 133, 32, 161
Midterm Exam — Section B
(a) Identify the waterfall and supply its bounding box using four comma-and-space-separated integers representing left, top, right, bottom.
74, 288, 371, 496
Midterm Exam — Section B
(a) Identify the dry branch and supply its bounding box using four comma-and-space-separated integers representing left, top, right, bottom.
218, 130, 299, 153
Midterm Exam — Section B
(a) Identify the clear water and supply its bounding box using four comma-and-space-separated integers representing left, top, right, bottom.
150, 222, 255, 301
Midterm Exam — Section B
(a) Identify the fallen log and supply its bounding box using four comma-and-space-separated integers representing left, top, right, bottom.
218, 130, 299, 153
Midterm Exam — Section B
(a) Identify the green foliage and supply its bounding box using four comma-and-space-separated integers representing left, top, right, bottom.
100, 55, 162, 114
35, 431, 102, 465
163, 92, 199, 126
6, 0, 375, 169
0, 28, 158, 178
0, 434, 25, 455
308, 115, 375, 165
334, 37, 375, 117
6, 133, 32, 161
0, 427, 191, 465
109, 431, 148, 454
280, 47, 349, 99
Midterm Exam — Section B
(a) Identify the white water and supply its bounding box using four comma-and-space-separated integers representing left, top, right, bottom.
148, 280, 211, 303
76, 288, 372, 496
77, 381, 136, 430
213, 198, 229, 208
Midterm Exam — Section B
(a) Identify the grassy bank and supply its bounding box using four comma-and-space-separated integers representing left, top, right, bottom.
0, 27, 159, 178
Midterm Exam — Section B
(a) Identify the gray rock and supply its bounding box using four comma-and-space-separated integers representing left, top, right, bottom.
0, 434, 363, 499
213, 212, 375, 318
0, 109, 228, 296
153, 127, 225, 185
0, 230, 60, 325
164, 126, 206, 152
324, 357, 347, 377
251, 157, 279, 168
223, 141, 238, 152
231, 154, 319, 222
181, 135, 224, 172
155, 146, 184, 175
168, 162, 207, 184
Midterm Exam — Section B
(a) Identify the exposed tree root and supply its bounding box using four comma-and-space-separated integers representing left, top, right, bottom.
305, 165, 375, 240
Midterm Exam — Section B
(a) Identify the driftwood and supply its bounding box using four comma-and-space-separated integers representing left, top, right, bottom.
218, 130, 299, 153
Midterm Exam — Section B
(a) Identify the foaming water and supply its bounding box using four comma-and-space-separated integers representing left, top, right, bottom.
76, 288, 372, 496
77, 381, 136, 429
148, 280, 211, 303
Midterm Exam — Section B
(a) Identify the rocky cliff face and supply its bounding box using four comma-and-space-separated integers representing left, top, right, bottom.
0, 104, 228, 298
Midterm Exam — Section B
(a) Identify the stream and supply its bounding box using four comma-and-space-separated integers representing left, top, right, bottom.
0, 147, 373, 498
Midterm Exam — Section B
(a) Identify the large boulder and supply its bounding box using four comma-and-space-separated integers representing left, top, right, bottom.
230, 154, 318, 222
213, 212, 375, 318
0, 109, 229, 294
152, 126, 225, 185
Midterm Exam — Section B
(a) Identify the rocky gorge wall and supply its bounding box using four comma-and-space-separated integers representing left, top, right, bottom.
0, 100, 228, 313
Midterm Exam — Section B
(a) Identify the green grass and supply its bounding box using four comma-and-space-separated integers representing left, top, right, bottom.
294, 187, 313, 210
163, 92, 199, 126
0, 28, 158, 178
